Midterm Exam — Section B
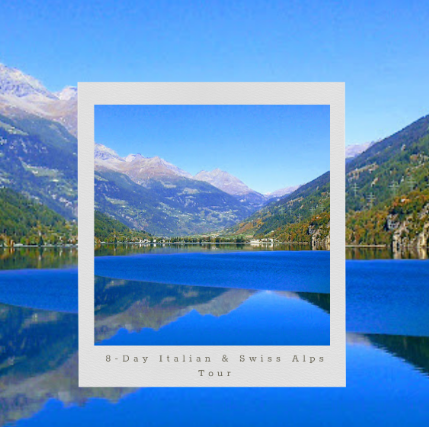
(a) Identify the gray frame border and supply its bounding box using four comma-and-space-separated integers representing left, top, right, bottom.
78, 83, 345, 387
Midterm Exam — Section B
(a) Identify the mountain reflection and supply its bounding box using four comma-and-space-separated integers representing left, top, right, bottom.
363, 334, 429, 377
0, 301, 428, 426
95, 276, 256, 343
94, 276, 331, 344
0, 303, 134, 426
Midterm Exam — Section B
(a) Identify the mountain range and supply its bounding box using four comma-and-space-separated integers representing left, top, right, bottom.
94, 143, 262, 236
0, 63, 306, 237
94, 142, 303, 235
95, 143, 296, 203
2, 62, 426, 248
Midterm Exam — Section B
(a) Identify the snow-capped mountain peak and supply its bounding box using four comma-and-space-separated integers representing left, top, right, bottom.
0, 63, 55, 99
125, 153, 145, 162
56, 86, 77, 101
194, 168, 256, 196
0, 63, 78, 136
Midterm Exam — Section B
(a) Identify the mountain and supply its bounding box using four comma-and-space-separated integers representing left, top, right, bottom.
95, 143, 193, 183
56, 86, 77, 101
118, 154, 193, 184
0, 112, 77, 218
346, 114, 429, 210
345, 140, 378, 159
224, 171, 330, 247
94, 144, 264, 235
0, 61, 259, 236
194, 168, 266, 208
94, 142, 124, 168
95, 143, 331, 240
265, 185, 300, 200
0, 64, 77, 136
346, 115, 429, 249
0, 64, 325, 239
95, 167, 253, 236
0, 64, 78, 220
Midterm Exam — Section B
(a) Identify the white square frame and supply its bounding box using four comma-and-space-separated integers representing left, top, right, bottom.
78, 82, 345, 387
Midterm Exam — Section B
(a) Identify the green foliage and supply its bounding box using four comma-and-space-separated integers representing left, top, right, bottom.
258, 211, 330, 244
346, 115, 429, 212
345, 115, 429, 247
225, 171, 330, 245
346, 188, 429, 246
0, 188, 77, 245
94, 210, 151, 243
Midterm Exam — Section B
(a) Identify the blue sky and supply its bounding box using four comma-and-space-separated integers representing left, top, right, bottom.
1, 0, 428, 148
95, 105, 330, 194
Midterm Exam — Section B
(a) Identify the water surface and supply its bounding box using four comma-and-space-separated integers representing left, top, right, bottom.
0, 251, 428, 426
95, 276, 330, 346
95, 251, 330, 293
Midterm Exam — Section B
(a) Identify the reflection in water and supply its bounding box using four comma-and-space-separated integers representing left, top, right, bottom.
94, 243, 316, 258
0, 245, 426, 273
345, 332, 429, 378
95, 276, 254, 343
94, 277, 330, 346
0, 302, 428, 426
363, 334, 429, 377
0, 304, 134, 427
0, 247, 78, 271
346, 246, 428, 260
294, 292, 330, 314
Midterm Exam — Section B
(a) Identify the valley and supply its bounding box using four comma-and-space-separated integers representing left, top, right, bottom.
1, 63, 428, 251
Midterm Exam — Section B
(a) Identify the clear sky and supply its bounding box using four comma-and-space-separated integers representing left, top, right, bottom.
1, 1, 428, 146
95, 105, 329, 194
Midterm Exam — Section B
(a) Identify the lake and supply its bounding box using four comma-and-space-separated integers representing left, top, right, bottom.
94, 250, 330, 346
0, 247, 428, 426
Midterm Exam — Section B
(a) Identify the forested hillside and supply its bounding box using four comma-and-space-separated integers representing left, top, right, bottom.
223, 172, 330, 247
95, 210, 151, 243
346, 115, 429, 248
0, 188, 77, 246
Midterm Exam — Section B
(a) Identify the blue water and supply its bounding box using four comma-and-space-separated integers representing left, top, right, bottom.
95, 251, 330, 293
0, 254, 428, 426
347, 260, 429, 336
15, 342, 429, 427
93, 251, 330, 345
98, 290, 330, 346
0, 268, 77, 312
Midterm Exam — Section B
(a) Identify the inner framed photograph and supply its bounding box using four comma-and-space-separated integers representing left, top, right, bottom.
78, 83, 345, 387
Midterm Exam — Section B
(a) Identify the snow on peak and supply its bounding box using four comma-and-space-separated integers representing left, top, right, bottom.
0, 63, 55, 99
125, 153, 144, 162
94, 143, 122, 161
195, 169, 256, 196
56, 86, 77, 101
